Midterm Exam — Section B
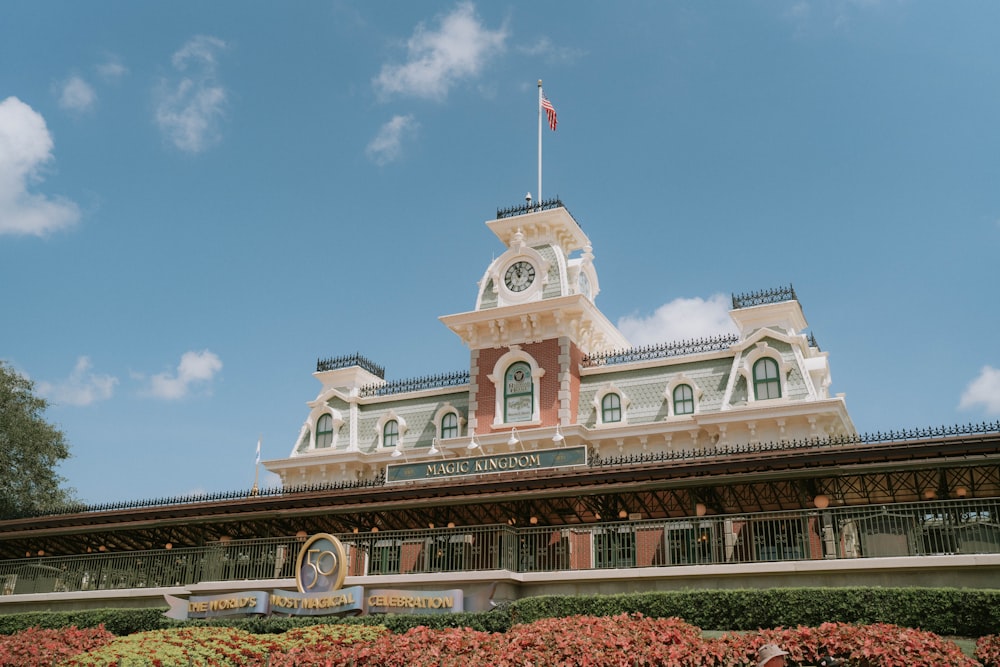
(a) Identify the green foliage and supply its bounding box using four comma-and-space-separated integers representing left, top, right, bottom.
507, 587, 1000, 637
0, 361, 75, 517
0, 607, 170, 636
60, 626, 282, 666
267, 624, 389, 666
2, 587, 998, 644
368, 609, 513, 634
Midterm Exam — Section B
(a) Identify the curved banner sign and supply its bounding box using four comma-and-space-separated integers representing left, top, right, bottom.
295, 533, 347, 594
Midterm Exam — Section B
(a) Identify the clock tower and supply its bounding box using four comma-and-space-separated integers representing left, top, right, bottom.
440, 201, 629, 437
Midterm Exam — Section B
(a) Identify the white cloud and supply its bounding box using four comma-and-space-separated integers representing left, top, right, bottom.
783, 0, 884, 34
617, 294, 738, 347
147, 350, 223, 400
37, 357, 118, 407
516, 37, 585, 64
0, 97, 80, 236
959, 366, 1000, 416
96, 58, 128, 82
366, 115, 418, 165
155, 35, 228, 153
57, 76, 97, 113
374, 2, 507, 101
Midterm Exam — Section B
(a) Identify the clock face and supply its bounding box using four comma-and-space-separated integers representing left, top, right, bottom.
504, 260, 536, 292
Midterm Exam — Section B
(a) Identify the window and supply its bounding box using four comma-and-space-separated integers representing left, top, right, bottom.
489, 350, 544, 427
673, 384, 695, 415
316, 414, 334, 448
753, 358, 781, 400
441, 412, 459, 439
383, 420, 399, 448
594, 385, 629, 426
601, 393, 622, 423
504, 362, 534, 423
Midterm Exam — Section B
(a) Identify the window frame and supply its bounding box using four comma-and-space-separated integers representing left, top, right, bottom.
673, 384, 695, 416
441, 412, 459, 440
487, 349, 545, 428
601, 393, 623, 423
382, 419, 399, 448
316, 414, 334, 448
753, 357, 782, 400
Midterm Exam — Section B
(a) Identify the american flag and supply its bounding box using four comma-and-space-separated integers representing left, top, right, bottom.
541, 95, 557, 131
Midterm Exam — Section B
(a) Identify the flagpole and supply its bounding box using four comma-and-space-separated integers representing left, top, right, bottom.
251, 436, 261, 496
537, 79, 543, 204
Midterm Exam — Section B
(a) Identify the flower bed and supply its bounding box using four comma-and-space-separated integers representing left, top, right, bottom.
0, 625, 114, 667
977, 634, 1000, 667
0, 617, 986, 666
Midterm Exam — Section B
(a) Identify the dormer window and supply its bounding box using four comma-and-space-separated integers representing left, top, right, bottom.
753, 358, 782, 400
673, 384, 695, 416
316, 414, 334, 448
441, 412, 459, 439
375, 412, 407, 450
601, 393, 622, 423
383, 419, 399, 448
433, 403, 464, 441
665, 376, 702, 418
594, 384, 630, 426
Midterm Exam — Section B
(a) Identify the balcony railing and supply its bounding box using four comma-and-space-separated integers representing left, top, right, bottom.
496, 197, 567, 220
731, 284, 797, 309
4, 498, 997, 596
316, 353, 384, 378
359, 370, 470, 398
581, 335, 739, 368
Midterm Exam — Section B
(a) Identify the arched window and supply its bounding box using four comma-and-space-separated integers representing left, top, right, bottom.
753, 358, 781, 400
504, 361, 534, 423
316, 414, 334, 448
673, 384, 695, 415
601, 393, 622, 423
383, 419, 399, 448
441, 412, 459, 439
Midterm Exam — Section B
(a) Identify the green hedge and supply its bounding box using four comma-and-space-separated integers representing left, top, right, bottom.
507, 588, 1000, 636
0, 607, 167, 636
2, 588, 998, 638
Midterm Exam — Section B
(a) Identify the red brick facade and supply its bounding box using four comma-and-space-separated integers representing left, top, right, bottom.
565, 339, 584, 424
636, 527, 665, 567
568, 529, 592, 569
473, 339, 571, 433
400, 540, 425, 573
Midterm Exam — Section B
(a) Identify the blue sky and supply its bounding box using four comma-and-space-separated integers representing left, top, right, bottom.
2, 1, 999, 505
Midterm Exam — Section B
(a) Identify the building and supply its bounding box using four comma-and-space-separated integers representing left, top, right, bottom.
270, 200, 852, 490
1, 199, 998, 614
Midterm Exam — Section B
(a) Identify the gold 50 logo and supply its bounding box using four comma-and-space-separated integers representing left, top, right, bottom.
295, 533, 347, 594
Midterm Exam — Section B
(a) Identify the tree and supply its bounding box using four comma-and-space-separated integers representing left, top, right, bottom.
0, 361, 76, 518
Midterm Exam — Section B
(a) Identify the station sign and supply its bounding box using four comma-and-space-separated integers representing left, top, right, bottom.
386, 445, 587, 483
